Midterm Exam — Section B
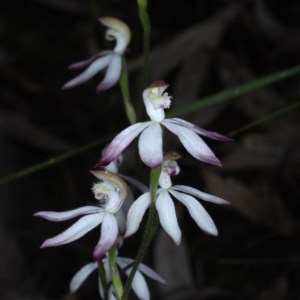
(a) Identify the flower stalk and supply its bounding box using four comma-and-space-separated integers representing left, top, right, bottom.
98, 260, 108, 300
121, 166, 161, 300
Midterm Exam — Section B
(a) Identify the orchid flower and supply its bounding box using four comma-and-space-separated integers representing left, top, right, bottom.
125, 154, 229, 245
70, 256, 166, 300
34, 171, 128, 260
62, 17, 131, 93
96, 80, 231, 169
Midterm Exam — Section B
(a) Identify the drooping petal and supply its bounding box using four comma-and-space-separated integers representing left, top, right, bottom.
62, 54, 111, 89
95, 122, 151, 168
125, 192, 150, 238
172, 185, 229, 205
167, 118, 232, 141
69, 262, 98, 293
118, 257, 167, 284
68, 51, 112, 70
34, 206, 102, 221
93, 214, 118, 260
156, 190, 181, 245
96, 54, 122, 93
138, 122, 163, 168
169, 190, 218, 236
162, 121, 221, 166
125, 269, 150, 300
41, 213, 104, 248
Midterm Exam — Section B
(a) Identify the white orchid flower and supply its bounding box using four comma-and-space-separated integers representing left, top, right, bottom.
62, 17, 131, 93
125, 157, 229, 245
34, 171, 128, 260
70, 256, 166, 300
96, 80, 232, 169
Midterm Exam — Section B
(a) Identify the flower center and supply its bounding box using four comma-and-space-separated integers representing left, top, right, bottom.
148, 87, 172, 109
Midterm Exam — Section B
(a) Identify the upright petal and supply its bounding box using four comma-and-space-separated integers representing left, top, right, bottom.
96, 54, 122, 93
62, 54, 111, 90
68, 51, 112, 70
34, 206, 102, 221
125, 192, 150, 238
95, 122, 151, 168
169, 190, 218, 236
156, 190, 181, 245
172, 185, 229, 205
41, 213, 104, 248
138, 122, 163, 168
162, 121, 221, 166
69, 262, 98, 293
93, 214, 118, 260
167, 118, 232, 141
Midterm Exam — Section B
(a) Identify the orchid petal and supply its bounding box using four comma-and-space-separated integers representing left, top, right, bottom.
69, 262, 98, 293
41, 213, 104, 248
34, 206, 102, 221
96, 54, 122, 93
156, 190, 181, 245
169, 190, 218, 236
93, 214, 118, 260
118, 257, 167, 284
121, 174, 149, 193
167, 118, 232, 141
68, 51, 112, 70
125, 192, 150, 238
138, 122, 163, 168
172, 185, 229, 205
115, 210, 126, 233
62, 54, 111, 89
125, 269, 150, 300
96, 122, 151, 167
162, 121, 221, 166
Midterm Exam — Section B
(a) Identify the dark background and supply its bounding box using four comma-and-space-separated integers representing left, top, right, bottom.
1, 0, 300, 299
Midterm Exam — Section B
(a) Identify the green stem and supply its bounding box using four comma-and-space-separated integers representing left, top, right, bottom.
0, 136, 110, 186
98, 260, 108, 300
229, 100, 300, 136
121, 166, 161, 300
120, 57, 137, 124
108, 246, 124, 300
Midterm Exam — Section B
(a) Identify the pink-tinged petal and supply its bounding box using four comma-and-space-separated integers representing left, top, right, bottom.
62, 54, 111, 90
127, 269, 150, 300
169, 190, 218, 236
68, 51, 112, 70
96, 54, 122, 93
95, 122, 151, 168
93, 214, 118, 260
41, 213, 104, 248
125, 192, 150, 238
118, 257, 167, 284
166, 118, 232, 141
34, 206, 102, 221
162, 121, 221, 167
69, 262, 98, 293
138, 122, 163, 168
156, 190, 181, 245
172, 185, 229, 205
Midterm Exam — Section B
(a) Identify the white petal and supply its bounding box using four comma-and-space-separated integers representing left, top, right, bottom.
115, 209, 126, 233
121, 174, 149, 193
138, 122, 163, 168
96, 122, 151, 168
169, 190, 218, 236
62, 55, 111, 89
172, 185, 229, 205
118, 257, 166, 284
69, 262, 98, 293
125, 192, 150, 238
156, 190, 181, 245
93, 214, 119, 260
96, 54, 122, 92
167, 118, 232, 141
34, 206, 102, 221
41, 213, 104, 248
125, 269, 150, 300
162, 121, 221, 166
